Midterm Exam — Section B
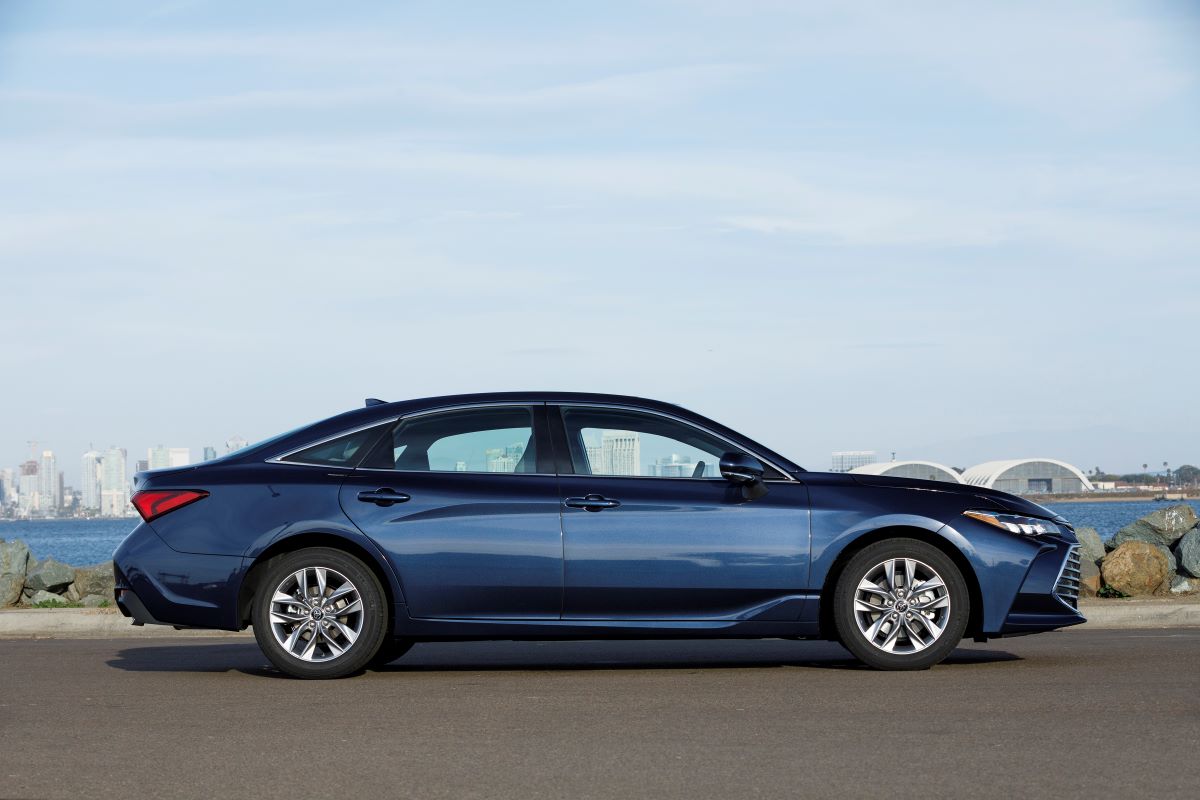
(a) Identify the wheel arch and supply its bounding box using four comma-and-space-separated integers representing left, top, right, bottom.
237, 531, 401, 629
817, 525, 984, 640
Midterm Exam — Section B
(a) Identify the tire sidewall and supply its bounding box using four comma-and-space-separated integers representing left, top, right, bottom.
252, 547, 389, 679
833, 538, 970, 671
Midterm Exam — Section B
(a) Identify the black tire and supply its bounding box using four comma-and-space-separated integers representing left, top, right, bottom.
833, 538, 969, 671
252, 547, 388, 679
368, 638, 415, 669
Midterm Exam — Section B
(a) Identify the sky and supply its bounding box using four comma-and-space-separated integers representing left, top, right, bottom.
1, 0, 1199, 486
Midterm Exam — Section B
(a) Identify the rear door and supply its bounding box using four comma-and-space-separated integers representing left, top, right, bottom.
339, 403, 564, 619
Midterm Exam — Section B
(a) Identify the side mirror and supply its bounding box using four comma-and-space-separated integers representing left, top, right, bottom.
720, 452, 768, 500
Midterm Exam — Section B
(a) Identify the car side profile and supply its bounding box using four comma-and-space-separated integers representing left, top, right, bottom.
114, 392, 1084, 678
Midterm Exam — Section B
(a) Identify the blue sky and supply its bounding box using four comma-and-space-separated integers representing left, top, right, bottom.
2, 0, 1199, 484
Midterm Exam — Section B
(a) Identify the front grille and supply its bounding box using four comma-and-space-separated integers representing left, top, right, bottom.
1054, 545, 1082, 610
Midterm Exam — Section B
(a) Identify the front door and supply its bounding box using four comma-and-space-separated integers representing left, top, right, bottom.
553, 405, 810, 620
339, 404, 563, 619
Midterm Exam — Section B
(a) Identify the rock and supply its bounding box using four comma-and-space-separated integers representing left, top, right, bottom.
1101, 541, 1170, 596
1176, 529, 1200, 578
1075, 527, 1106, 566
1152, 543, 1178, 576
80, 594, 109, 608
72, 562, 115, 598
25, 558, 75, 593
1079, 558, 1101, 597
26, 589, 69, 606
1112, 504, 1198, 549
1170, 575, 1192, 595
64, 582, 82, 602
0, 539, 32, 606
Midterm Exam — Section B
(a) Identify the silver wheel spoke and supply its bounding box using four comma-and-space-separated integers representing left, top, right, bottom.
853, 556, 950, 656
268, 565, 365, 665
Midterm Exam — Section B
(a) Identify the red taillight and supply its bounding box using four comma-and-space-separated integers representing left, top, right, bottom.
131, 489, 209, 522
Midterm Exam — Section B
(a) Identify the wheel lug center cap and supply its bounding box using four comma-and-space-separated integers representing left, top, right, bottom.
310, 608, 325, 621
896, 601, 908, 612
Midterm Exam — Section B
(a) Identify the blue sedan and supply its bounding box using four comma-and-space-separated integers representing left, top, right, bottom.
115, 392, 1084, 678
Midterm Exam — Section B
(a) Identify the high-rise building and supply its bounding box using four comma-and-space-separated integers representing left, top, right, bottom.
81, 449, 103, 512
101, 446, 129, 517
226, 436, 248, 454
168, 447, 190, 467
601, 430, 641, 476
148, 445, 170, 470
39, 450, 60, 513
202, 446, 217, 462
135, 460, 149, 473
0, 467, 13, 508
649, 453, 714, 478
831, 451, 876, 473
18, 460, 39, 516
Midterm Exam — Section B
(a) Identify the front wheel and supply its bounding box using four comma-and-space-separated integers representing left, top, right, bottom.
833, 538, 969, 671
252, 547, 389, 679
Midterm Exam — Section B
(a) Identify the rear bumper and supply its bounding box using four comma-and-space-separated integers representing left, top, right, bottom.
112, 522, 245, 631
999, 538, 1086, 635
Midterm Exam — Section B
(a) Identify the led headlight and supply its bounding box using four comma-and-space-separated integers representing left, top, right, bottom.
963, 510, 1068, 536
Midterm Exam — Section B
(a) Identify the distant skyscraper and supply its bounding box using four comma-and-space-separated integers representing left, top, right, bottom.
18, 460, 39, 516
601, 430, 641, 476
81, 449, 103, 512
101, 446, 129, 517
202, 446, 217, 462
226, 436, 248, 454
168, 447, 190, 467
148, 445, 170, 470
135, 459, 149, 473
831, 451, 876, 473
649, 453, 714, 478
39, 450, 60, 512
0, 467, 14, 508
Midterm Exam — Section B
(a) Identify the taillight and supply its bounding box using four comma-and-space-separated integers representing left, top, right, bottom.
130, 489, 209, 522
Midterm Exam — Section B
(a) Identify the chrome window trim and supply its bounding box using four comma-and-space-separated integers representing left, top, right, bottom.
265, 417, 402, 468
554, 401, 796, 482
265, 399, 796, 481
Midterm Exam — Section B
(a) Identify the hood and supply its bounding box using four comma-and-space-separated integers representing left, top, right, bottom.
849, 473, 1066, 523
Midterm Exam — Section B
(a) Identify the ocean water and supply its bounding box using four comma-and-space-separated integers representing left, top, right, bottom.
0, 518, 138, 566
2, 498, 1195, 566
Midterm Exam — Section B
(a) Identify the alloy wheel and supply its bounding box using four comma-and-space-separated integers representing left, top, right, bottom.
268, 567, 365, 663
853, 558, 951, 654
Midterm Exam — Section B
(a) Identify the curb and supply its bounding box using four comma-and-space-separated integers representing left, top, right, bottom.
1074, 600, 1200, 630
0, 609, 252, 639
2, 603, 1199, 639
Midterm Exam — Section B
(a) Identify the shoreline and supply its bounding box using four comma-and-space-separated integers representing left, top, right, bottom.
1033, 493, 1198, 504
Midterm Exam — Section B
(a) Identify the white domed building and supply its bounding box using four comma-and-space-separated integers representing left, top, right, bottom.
850, 460, 964, 484
961, 459, 1093, 495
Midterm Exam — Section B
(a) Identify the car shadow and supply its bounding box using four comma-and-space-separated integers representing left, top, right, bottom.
107, 639, 1021, 677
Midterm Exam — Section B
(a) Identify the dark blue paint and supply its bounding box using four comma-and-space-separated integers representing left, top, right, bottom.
112, 391, 1083, 640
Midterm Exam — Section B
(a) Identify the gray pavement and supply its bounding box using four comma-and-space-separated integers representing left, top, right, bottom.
1, 630, 1198, 799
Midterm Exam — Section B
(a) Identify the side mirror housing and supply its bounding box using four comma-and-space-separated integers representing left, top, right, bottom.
720, 452, 768, 500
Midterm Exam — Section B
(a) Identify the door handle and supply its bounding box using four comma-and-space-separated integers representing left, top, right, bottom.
564, 494, 621, 512
357, 488, 411, 507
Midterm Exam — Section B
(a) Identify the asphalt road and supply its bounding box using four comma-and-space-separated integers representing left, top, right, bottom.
1, 630, 1198, 799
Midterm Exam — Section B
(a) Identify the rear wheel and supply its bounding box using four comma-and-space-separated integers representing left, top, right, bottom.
833, 538, 969, 671
252, 547, 388, 679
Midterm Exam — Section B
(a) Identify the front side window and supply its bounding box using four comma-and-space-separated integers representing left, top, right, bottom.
559, 406, 771, 479
362, 407, 537, 473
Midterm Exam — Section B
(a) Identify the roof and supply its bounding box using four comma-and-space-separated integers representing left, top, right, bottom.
961, 458, 1095, 491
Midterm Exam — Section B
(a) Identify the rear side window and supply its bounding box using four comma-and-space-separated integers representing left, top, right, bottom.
361, 406, 538, 473
278, 424, 389, 467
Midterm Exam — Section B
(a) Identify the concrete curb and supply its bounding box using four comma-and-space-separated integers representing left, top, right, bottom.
1074, 600, 1200, 630
2, 602, 1198, 639
0, 609, 252, 639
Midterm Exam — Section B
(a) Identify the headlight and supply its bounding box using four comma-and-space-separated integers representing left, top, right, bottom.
963, 510, 1068, 536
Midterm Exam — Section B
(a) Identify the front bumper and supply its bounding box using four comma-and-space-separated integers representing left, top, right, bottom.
1000, 537, 1086, 635
112, 522, 245, 631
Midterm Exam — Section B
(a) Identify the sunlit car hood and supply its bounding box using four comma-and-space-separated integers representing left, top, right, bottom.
849, 473, 1067, 524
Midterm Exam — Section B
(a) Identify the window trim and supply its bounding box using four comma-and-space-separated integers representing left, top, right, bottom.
550, 403, 796, 482
350, 402, 556, 476
266, 419, 400, 469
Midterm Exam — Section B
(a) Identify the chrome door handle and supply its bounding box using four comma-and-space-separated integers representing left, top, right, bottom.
357, 488, 411, 507
564, 494, 621, 511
